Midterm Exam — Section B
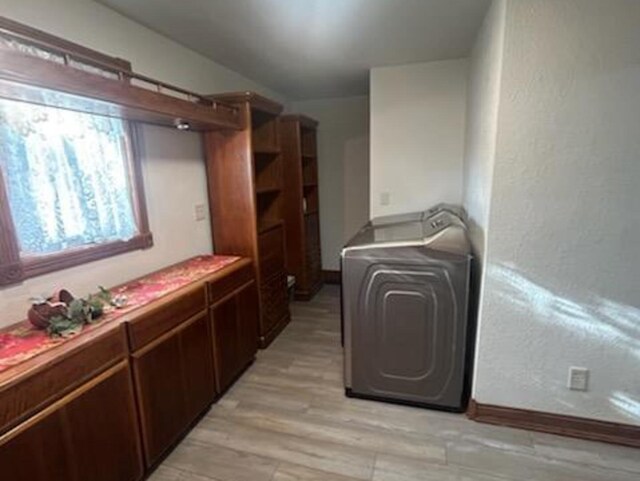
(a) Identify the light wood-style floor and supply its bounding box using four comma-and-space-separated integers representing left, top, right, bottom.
151, 286, 640, 481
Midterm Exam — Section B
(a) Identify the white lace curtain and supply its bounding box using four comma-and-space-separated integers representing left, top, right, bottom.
0, 98, 138, 256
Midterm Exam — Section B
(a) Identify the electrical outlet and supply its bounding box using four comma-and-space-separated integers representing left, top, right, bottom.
568, 367, 589, 391
194, 203, 206, 221
380, 191, 391, 206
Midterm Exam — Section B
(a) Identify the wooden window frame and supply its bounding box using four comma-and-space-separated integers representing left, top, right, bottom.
0, 107, 153, 287
0, 18, 153, 287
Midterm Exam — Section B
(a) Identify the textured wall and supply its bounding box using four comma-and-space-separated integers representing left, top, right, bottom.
473, 0, 640, 426
370, 59, 468, 218
291, 96, 370, 271
462, 0, 505, 262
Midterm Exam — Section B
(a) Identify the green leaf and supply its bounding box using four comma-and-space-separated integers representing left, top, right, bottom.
47, 315, 83, 337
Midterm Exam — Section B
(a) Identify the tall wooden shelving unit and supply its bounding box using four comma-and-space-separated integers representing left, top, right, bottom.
204, 92, 290, 348
280, 115, 323, 300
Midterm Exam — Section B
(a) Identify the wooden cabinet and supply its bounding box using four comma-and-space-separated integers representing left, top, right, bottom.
0, 361, 143, 481
129, 288, 215, 468
0, 323, 128, 435
208, 259, 259, 392
128, 258, 258, 466
205, 91, 291, 347
280, 115, 323, 300
210, 280, 259, 392
0, 256, 259, 480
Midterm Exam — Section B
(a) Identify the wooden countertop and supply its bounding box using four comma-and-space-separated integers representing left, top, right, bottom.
0, 255, 243, 380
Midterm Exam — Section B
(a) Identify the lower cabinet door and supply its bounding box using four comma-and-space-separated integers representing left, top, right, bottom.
237, 281, 259, 365
132, 313, 215, 467
0, 361, 143, 481
211, 281, 259, 392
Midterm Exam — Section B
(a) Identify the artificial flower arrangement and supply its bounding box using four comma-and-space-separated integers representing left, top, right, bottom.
28, 287, 128, 337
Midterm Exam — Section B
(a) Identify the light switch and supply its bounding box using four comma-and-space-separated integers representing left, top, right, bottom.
380, 192, 391, 206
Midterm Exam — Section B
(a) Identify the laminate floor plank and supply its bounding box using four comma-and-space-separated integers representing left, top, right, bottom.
153, 286, 639, 481
159, 438, 277, 481
189, 417, 376, 480
272, 462, 363, 481
208, 402, 447, 463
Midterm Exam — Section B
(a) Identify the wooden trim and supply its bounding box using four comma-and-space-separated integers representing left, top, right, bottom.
467, 399, 640, 449
0, 49, 240, 131
281, 114, 319, 128
0, 16, 240, 130
0, 167, 22, 285
0, 15, 132, 73
208, 91, 283, 116
20, 234, 153, 281
322, 270, 341, 285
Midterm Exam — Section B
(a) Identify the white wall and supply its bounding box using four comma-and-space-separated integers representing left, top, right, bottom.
473, 0, 640, 426
462, 0, 505, 261
291, 96, 370, 271
0, 0, 286, 326
370, 59, 468, 218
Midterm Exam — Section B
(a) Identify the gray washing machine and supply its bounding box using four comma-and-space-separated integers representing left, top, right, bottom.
341, 211, 472, 411
367, 203, 467, 228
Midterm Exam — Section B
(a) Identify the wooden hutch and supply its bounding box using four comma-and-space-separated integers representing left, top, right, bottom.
204, 92, 290, 348
0, 17, 262, 481
280, 115, 323, 300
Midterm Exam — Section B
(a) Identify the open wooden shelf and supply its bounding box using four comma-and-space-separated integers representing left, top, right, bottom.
257, 218, 284, 234
205, 91, 290, 347
255, 149, 283, 195
254, 147, 281, 156
280, 115, 323, 300
255, 186, 282, 195
300, 120, 318, 157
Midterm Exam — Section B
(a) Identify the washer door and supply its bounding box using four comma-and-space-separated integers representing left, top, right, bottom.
351, 256, 467, 408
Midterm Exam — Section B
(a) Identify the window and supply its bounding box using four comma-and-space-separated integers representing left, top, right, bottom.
0, 99, 152, 285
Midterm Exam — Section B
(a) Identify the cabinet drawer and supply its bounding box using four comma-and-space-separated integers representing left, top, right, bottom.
259, 270, 288, 334
0, 325, 127, 435
0, 361, 143, 481
127, 286, 206, 351
208, 260, 254, 306
258, 224, 285, 278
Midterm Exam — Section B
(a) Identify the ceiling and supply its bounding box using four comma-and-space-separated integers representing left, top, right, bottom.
98, 0, 491, 100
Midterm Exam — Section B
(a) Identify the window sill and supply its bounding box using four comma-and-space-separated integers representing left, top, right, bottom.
0, 233, 153, 286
